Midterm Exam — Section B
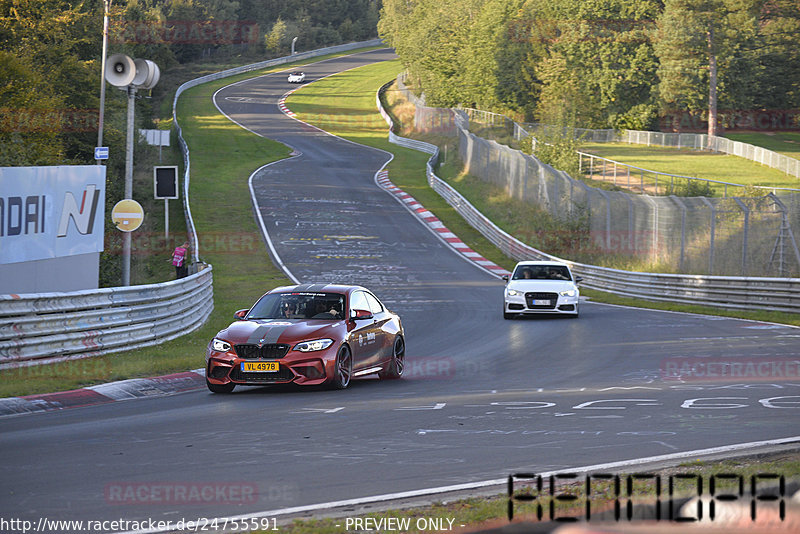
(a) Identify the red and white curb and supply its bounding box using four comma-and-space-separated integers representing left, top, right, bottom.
0, 369, 206, 418
278, 87, 509, 278
376, 170, 511, 277
277, 87, 302, 118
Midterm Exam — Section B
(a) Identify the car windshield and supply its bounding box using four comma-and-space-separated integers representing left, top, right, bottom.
247, 292, 345, 320
512, 265, 571, 281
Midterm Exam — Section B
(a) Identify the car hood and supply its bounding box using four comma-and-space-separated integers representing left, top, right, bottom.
507, 280, 577, 293
218, 319, 343, 345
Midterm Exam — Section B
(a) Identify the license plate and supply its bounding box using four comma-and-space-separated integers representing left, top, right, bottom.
241, 361, 279, 372
533, 299, 551, 306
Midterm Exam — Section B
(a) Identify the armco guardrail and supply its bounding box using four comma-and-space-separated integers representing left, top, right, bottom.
0, 266, 213, 369
173, 39, 383, 263
0, 41, 383, 370
377, 83, 800, 313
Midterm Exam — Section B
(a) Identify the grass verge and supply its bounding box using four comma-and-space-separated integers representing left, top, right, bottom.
269, 450, 800, 533
0, 48, 386, 398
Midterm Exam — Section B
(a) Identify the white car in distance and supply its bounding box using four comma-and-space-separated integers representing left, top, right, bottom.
502, 261, 581, 319
287, 71, 306, 83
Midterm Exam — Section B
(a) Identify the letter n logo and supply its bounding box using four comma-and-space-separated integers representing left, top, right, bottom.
57, 185, 100, 237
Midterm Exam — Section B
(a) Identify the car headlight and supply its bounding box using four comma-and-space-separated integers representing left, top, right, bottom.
507, 289, 521, 296
211, 338, 232, 352
559, 289, 576, 297
294, 339, 334, 352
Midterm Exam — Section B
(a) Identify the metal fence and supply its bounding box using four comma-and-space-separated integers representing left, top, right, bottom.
456, 110, 800, 277
377, 85, 800, 312
461, 109, 800, 197
525, 122, 800, 179
0, 267, 213, 369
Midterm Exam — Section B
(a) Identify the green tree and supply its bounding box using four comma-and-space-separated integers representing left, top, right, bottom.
524, 0, 661, 129
654, 0, 761, 136
265, 17, 286, 53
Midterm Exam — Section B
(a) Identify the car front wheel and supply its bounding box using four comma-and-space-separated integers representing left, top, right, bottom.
207, 379, 235, 394
331, 345, 352, 389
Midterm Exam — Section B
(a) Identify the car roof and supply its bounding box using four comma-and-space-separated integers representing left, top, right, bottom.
514, 260, 570, 268
266, 283, 365, 295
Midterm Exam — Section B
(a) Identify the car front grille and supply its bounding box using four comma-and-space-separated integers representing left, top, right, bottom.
234, 343, 290, 359
229, 365, 295, 383
525, 292, 558, 309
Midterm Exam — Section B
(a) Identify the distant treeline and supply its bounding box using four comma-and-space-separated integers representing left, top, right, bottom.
0, 0, 380, 167
378, 0, 800, 131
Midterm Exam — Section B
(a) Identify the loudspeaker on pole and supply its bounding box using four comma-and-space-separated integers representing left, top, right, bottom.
105, 54, 136, 87
132, 59, 160, 90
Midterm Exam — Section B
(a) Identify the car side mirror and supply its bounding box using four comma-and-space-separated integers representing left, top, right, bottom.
502, 274, 509, 283
575, 276, 583, 284
234, 308, 249, 320
350, 309, 373, 321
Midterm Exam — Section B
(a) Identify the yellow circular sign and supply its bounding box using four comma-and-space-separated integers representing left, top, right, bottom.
111, 199, 144, 232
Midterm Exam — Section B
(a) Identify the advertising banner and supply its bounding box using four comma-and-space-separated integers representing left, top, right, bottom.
0, 166, 106, 264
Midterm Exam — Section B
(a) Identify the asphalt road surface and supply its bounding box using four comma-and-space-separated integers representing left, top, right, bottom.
1, 48, 798, 531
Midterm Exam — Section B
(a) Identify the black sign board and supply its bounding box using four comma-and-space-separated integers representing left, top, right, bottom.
154, 166, 179, 199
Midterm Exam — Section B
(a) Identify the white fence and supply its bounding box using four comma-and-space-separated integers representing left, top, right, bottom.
524, 122, 800, 179
0, 267, 213, 369
378, 83, 800, 313
461, 109, 800, 196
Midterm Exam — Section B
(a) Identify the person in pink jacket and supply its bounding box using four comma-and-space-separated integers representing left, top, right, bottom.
171, 241, 189, 278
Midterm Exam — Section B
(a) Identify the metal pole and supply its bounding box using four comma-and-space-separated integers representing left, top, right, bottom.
291, 36, 298, 55
96, 0, 111, 162
701, 197, 715, 273
672, 196, 687, 272
165, 198, 169, 242
122, 85, 136, 286
734, 198, 749, 275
